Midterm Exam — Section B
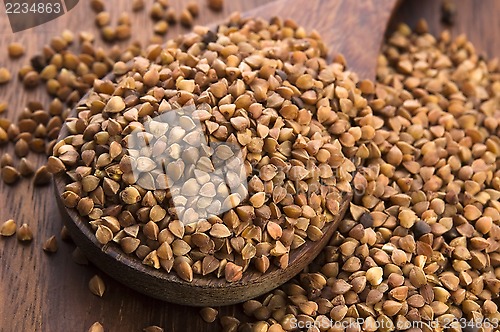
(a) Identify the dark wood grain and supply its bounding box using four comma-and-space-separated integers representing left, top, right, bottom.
2, 0, 500, 331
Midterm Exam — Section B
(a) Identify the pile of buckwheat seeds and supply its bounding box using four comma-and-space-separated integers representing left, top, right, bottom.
0, 3, 499, 332
49, 16, 354, 283
211, 20, 500, 332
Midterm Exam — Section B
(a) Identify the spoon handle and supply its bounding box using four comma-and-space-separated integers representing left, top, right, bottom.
243, 0, 400, 79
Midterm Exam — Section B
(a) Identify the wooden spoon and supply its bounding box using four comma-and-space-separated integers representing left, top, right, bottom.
54, 0, 399, 306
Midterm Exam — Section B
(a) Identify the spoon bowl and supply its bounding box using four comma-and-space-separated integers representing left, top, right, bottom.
55, 0, 398, 306
56, 175, 350, 306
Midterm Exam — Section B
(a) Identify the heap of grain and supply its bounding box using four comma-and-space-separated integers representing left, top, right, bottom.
213, 21, 500, 332
49, 17, 367, 282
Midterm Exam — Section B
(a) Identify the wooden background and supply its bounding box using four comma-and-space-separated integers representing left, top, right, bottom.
0, 0, 499, 331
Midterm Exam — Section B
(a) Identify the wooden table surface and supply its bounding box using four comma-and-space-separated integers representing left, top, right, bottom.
0, 0, 500, 331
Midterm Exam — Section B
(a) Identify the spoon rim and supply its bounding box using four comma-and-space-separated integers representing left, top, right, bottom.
55, 174, 350, 289
52, 50, 352, 306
